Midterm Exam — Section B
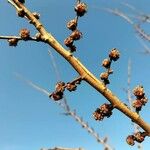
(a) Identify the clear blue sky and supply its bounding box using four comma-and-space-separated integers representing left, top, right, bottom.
1, 0, 150, 150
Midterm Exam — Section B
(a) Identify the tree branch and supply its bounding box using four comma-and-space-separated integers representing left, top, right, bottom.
9, 0, 150, 135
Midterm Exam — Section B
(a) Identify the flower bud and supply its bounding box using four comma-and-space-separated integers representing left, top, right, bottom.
126, 135, 135, 146
66, 83, 77, 92
67, 19, 77, 31
70, 30, 82, 41
133, 85, 145, 98
102, 58, 111, 68
64, 37, 73, 47
109, 48, 120, 61
19, 28, 30, 40
75, 2, 87, 17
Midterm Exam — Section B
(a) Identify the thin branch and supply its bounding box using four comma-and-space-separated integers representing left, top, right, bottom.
0, 35, 38, 41
48, 50, 61, 81
102, 7, 150, 43
120, 2, 150, 24
136, 36, 150, 54
9, 0, 150, 135
120, 2, 143, 15
101, 7, 133, 24
134, 24, 150, 42
14, 72, 50, 96
41, 147, 84, 150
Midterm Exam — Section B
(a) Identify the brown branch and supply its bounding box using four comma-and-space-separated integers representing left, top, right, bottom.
10, 0, 150, 135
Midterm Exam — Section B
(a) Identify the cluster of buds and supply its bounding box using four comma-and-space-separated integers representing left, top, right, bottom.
93, 103, 114, 121
100, 48, 120, 85
132, 85, 148, 112
126, 132, 148, 146
64, 1, 87, 52
7, 29, 42, 47
49, 81, 65, 101
7, 28, 30, 46
49, 77, 82, 101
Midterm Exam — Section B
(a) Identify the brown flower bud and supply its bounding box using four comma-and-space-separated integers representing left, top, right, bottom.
93, 104, 113, 121
67, 19, 77, 31
100, 103, 113, 117
141, 97, 148, 105
70, 30, 82, 41
32, 12, 40, 19
66, 83, 77, 92
109, 48, 120, 61
133, 85, 145, 98
8, 38, 18, 46
55, 82, 65, 93
100, 72, 109, 80
75, 2, 87, 17
49, 91, 63, 101
134, 132, 145, 143
19, 28, 30, 40
64, 37, 73, 47
93, 108, 104, 121
102, 58, 111, 68
126, 135, 135, 146
132, 99, 143, 111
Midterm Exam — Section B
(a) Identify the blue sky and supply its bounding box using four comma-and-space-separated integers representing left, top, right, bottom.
1, 0, 150, 150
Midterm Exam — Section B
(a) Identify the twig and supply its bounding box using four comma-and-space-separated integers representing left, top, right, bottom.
0, 35, 38, 41
41, 147, 84, 150
134, 24, 150, 42
120, 2, 143, 15
102, 7, 150, 43
136, 36, 150, 54
100, 7, 133, 24
14, 72, 50, 96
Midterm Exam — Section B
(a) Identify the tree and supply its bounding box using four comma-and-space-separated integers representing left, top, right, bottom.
0, 0, 150, 150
